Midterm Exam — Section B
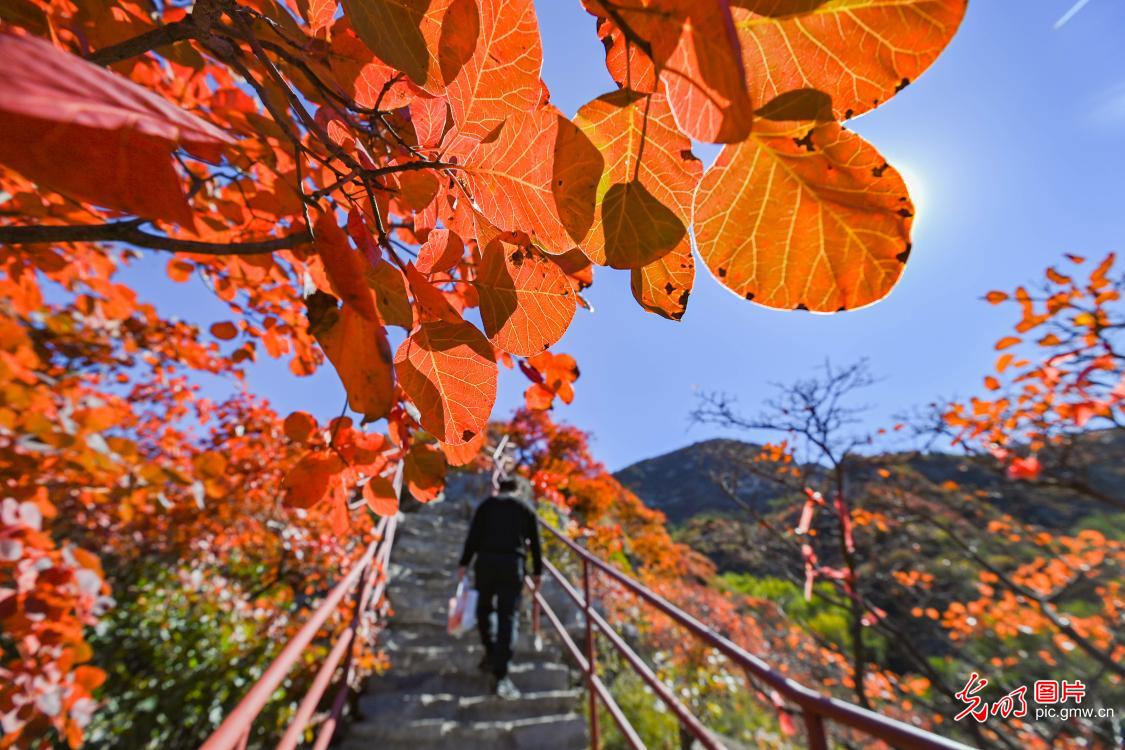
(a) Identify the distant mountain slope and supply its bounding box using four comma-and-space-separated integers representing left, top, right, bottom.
615, 430, 1125, 575
614, 431, 1125, 528
612, 438, 782, 523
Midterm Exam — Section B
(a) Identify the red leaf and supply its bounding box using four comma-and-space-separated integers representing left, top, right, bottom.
209, 321, 239, 340
404, 442, 447, 502
585, 0, 753, 143
416, 228, 464, 274
404, 263, 462, 323
440, 432, 485, 466
596, 15, 657, 93
409, 94, 450, 148
466, 107, 603, 254
299, 0, 338, 32
310, 299, 395, 421
363, 476, 399, 516
443, 0, 544, 140
284, 451, 345, 508
395, 320, 497, 445
315, 211, 379, 321
0, 33, 233, 226
575, 90, 701, 269
1007, 456, 1041, 481
284, 411, 319, 443
474, 240, 577, 356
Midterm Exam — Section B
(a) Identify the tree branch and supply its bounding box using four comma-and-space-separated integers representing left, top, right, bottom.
85, 19, 196, 67
0, 221, 311, 256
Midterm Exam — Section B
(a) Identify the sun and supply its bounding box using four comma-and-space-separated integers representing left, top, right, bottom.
893, 160, 928, 233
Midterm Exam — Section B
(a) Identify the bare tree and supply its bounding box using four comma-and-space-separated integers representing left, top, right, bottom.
692, 360, 879, 709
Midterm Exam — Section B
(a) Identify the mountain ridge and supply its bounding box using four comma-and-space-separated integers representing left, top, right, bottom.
613, 431, 1125, 528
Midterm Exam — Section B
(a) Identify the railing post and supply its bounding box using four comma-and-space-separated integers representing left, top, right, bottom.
804, 711, 828, 750
583, 557, 600, 750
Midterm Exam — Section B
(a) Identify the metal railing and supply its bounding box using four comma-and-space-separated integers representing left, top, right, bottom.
529, 518, 975, 750
200, 514, 397, 750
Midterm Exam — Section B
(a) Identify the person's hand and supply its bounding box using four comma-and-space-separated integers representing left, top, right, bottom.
457, 566, 467, 582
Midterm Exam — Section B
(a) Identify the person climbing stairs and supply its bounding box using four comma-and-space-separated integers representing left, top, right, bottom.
339, 474, 588, 750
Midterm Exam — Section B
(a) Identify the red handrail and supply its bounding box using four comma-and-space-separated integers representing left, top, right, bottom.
200, 515, 396, 750
532, 518, 977, 750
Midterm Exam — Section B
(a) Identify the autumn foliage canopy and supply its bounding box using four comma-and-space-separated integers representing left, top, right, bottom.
0, 0, 975, 746
0, 0, 967, 513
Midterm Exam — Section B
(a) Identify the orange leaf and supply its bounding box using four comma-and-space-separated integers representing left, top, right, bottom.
364, 260, 414, 329
995, 336, 1022, 351
284, 451, 345, 508
732, 0, 968, 122
192, 451, 228, 479
1045, 267, 1071, 285
363, 475, 399, 516
466, 106, 603, 254
658, 0, 754, 143
444, 0, 544, 140
309, 296, 395, 421
586, 0, 754, 143
524, 382, 556, 411
475, 240, 577, 356
298, 0, 338, 32
596, 15, 657, 93
210, 321, 239, 340
166, 260, 194, 283
284, 411, 319, 443
395, 320, 497, 444
416, 228, 464, 274
575, 90, 702, 269
329, 24, 416, 109
394, 169, 440, 212
315, 211, 378, 321
523, 351, 580, 410
985, 291, 1008, 304
1006, 455, 1041, 481
694, 119, 913, 312
630, 237, 694, 320
340, 0, 452, 91
404, 263, 462, 323
440, 431, 485, 466
409, 93, 451, 148
0, 33, 233, 226
404, 442, 447, 502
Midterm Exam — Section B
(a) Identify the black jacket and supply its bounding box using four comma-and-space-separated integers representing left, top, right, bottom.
459, 494, 543, 577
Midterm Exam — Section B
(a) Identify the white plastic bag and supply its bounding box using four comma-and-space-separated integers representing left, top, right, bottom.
447, 579, 478, 636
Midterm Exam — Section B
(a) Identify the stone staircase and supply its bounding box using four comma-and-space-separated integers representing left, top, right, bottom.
340, 475, 588, 750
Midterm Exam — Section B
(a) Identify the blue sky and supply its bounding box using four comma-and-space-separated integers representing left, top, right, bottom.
121, 0, 1125, 471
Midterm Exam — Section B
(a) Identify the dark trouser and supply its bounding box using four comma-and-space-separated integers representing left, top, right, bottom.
474, 553, 523, 679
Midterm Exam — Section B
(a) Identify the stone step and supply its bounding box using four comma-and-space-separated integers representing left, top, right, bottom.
371, 659, 573, 696
343, 486, 585, 750
386, 641, 548, 673
389, 545, 462, 565
339, 711, 587, 750
358, 688, 582, 723
381, 620, 543, 652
